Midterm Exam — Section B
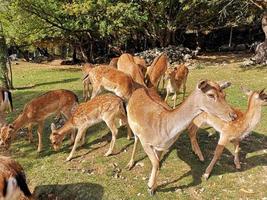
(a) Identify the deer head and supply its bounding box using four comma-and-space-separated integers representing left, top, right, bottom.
196, 80, 236, 122
49, 123, 64, 151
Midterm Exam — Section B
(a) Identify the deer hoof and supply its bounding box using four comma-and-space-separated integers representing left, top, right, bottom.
235, 163, 241, 169
148, 187, 156, 196
65, 157, 72, 162
104, 150, 112, 157
202, 173, 210, 180
126, 160, 134, 170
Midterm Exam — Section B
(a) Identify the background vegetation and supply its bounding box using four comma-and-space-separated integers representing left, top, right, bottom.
0, 0, 266, 62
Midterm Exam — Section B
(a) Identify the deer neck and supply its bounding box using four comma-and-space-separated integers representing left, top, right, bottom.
57, 120, 75, 137
12, 114, 28, 133
244, 99, 262, 132
166, 90, 202, 139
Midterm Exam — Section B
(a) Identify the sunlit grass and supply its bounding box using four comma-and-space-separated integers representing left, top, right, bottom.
1, 56, 267, 200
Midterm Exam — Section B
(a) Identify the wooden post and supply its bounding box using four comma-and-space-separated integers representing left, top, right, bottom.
229, 26, 233, 47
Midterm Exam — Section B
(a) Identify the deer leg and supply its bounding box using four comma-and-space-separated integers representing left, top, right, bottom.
188, 123, 204, 161
104, 119, 118, 157
233, 141, 241, 169
164, 89, 169, 102
143, 144, 162, 196
203, 137, 227, 179
126, 135, 139, 170
173, 92, 177, 109
182, 78, 187, 100
28, 123, 34, 143
66, 127, 87, 161
37, 122, 44, 152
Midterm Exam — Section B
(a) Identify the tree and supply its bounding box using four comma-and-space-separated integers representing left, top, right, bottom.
0, 23, 10, 89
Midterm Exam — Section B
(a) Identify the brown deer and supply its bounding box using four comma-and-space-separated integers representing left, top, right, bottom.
50, 94, 131, 161
0, 89, 78, 152
83, 65, 134, 101
109, 57, 119, 67
109, 56, 146, 76
165, 64, 189, 108
117, 53, 146, 86
0, 88, 13, 128
82, 63, 94, 101
0, 156, 32, 200
126, 80, 236, 195
188, 87, 267, 180
145, 53, 168, 90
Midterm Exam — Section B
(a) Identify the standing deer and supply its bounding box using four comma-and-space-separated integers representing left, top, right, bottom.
126, 80, 236, 195
117, 53, 146, 86
82, 63, 94, 101
0, 156, 32, 200
188, 87, 267, 179
165, 64, 189, 108
50, 94, 131, 161
110, 56, 146, 76
0, 89, 78, 152
0, 88, 13, 128
145, 53, 168, 90
84, 65, 134, 101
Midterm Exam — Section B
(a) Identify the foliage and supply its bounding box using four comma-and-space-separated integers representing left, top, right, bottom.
0, 0, 265, 60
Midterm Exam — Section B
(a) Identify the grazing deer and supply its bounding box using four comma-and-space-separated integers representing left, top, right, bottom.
126, 80, 236, 195
188, 87, 267, 179
145, 53, 168, 90
82, 63, 94, 101
165, 64, 189, 108
0, 156, 32, 200
117, 53, 146, 86
0, 89, 78, 152
84, 65, 134, 101
50, 94, 131, 161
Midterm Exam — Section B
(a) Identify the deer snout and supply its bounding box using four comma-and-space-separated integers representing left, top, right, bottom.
229, 112, 237, 121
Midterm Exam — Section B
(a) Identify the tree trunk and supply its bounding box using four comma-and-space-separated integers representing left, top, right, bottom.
0, 23, 10, 89
253, 11, 267, 64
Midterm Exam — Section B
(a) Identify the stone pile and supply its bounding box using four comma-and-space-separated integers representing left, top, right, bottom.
135, 45, 200, 64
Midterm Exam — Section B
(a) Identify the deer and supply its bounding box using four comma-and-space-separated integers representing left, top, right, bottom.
0, 88, 13, 128
109, 56, 147, 76
50, 94, 132, 161
164, 64, 189, 108
0, 156, 32, 200
187, 87, 267, 180
126, 80, 237, 195
145, 53, 168, 90
82, 63, 94, 101
117, 53, 146, 86
0, 89, 78, 152
83, 65, 135, 101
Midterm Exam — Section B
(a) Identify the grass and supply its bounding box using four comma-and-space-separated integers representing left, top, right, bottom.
1, 54, 267, 200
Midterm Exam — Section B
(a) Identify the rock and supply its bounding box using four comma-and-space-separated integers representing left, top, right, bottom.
135, 45, 200, 64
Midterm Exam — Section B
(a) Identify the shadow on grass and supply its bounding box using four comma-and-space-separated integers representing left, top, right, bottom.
33, 182, 103, 200
158, 129, 267, 192
14, 78, 80, 90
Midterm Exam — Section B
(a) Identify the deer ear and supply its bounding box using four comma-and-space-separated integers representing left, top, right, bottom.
198, 79, 208, 91
241, 86, 253, 96
8, 124, 14, 130
51, 123, 56, 131
218, 81, 231, 90
259, 88, 265, 95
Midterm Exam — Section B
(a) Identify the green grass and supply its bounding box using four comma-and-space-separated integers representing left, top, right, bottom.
1, 55, 267, 200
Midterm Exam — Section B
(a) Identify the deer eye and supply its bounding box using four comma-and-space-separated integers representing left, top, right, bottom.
207, 94, 215, 99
